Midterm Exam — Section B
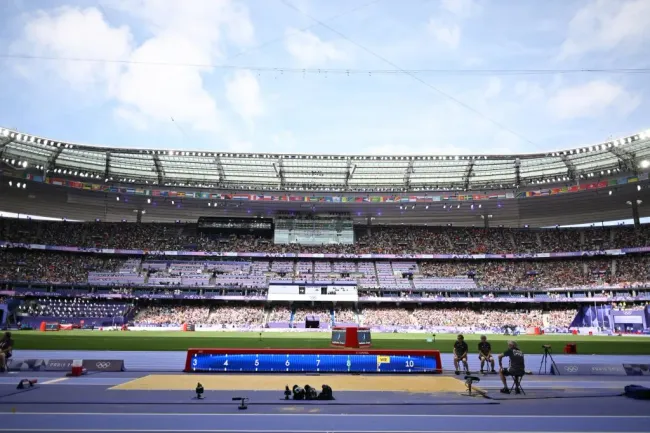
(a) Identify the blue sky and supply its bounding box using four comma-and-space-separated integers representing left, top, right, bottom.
0, 0, 649, 155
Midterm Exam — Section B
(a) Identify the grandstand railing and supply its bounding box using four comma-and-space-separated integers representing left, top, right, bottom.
3, 240, 650, 260
2, 288, 649, 303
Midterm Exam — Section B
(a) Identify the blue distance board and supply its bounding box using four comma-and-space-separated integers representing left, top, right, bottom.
190, 353, 437, 373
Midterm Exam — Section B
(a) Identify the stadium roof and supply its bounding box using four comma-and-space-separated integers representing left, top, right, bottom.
2, 127, 650, 193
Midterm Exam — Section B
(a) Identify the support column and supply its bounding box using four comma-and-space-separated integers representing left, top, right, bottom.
136, 209, 143, 223
483, 214, 490, 229
632, 200, 641, 228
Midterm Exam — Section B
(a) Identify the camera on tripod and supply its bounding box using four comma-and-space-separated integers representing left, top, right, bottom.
539, 345, 558, 375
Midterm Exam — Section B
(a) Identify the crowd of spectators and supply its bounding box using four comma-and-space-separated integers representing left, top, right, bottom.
4, 219, 650, 254
2, 250, 649, 291
360, 306, 576, 330
15, 299, 646, 330
334, 308, 358, 324
418, 259, 610, 290
267, 306, 292, 322
128, 305, 577, 329
292, 308, 332, 324
17, 298, 130, 319
133, 305, 264, 327
0, 251, 123, 284
133, 306, 210, 326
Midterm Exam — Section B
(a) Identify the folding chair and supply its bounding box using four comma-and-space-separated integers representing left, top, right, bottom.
509, 374, 526, 395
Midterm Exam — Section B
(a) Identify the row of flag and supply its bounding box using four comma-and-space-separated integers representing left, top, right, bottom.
20, 172, 647, 203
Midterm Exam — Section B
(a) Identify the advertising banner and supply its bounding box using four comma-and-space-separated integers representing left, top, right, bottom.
552, 363, 627, 376
623, 364, 650, 376
7, 359, 47, 371
82, 360, 125, 372
267, 284, 358, 302
45, 359, 76, 371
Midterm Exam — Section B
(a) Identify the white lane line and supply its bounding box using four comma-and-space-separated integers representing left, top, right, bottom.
41, 378, 69, 385
1, 430, 649, 433
1, 413, 648, 418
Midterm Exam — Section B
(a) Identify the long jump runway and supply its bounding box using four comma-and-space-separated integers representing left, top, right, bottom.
1, 372, 649, 433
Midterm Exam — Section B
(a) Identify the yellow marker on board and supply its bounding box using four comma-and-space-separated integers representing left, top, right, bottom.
377, 356, 390, 364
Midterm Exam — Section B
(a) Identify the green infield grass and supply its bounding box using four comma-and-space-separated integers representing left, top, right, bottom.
10, 330, 650, 355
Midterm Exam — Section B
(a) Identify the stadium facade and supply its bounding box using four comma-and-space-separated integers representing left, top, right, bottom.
1, 127, 650, 226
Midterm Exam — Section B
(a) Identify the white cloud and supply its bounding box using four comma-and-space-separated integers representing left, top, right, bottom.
10, 6, 133, 91
441, 0, 481, 18
114, 106, 148, 130
514, 81, 545, 101
115, 35, 222, 132
11, 1, 256, 133
559, 0, 650, 59
547, 80, 641, 120
428, 19, 461, 49
484, 77, 502, 99
225, 140, 254, 152
225, 70, 264, 121
271, 130, 298, 152
284, 28, 346, 66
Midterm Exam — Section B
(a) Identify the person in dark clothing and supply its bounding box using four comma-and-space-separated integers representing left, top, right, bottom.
478, 335, 496, 374
0, 332, 13, 372
498, 340, 525, 394
453, 334, 469, 375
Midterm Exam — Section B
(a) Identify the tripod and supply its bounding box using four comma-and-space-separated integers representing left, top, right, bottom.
538, 346, 559, 375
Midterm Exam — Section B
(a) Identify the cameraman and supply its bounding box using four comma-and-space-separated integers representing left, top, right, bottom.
498, 340, 525, 394
453, 334, 469, 375
478, 335, 495, 374
0, 332, 13, 372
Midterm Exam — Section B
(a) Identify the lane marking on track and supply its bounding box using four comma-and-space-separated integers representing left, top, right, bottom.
1, 413, 650, 418
0, 428, 647, 433
41, 378, 69, 385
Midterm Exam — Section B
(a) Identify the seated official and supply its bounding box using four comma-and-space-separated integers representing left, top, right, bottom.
453, 334, 469, 375
478, 335, 496, 374
498, 340, 525, 394
0, 332, 13, 372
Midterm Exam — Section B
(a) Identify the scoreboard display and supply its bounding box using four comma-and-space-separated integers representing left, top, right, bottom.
185, 349, 442, 374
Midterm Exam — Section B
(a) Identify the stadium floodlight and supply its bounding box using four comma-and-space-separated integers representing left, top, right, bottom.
641, 160, 649, 169
638, 185, 642, 191
8, 181, 11, 187
147, 198, 151, 204
609, 191, 613, 196
22, 184, 26, 189
22, 161, 27, 168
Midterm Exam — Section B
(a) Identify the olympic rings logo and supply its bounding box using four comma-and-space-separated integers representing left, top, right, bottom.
564, 365, 579, 373
95, 362, 112, 369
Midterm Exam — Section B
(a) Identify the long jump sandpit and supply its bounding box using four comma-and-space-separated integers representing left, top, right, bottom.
111, 374, 467, 393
